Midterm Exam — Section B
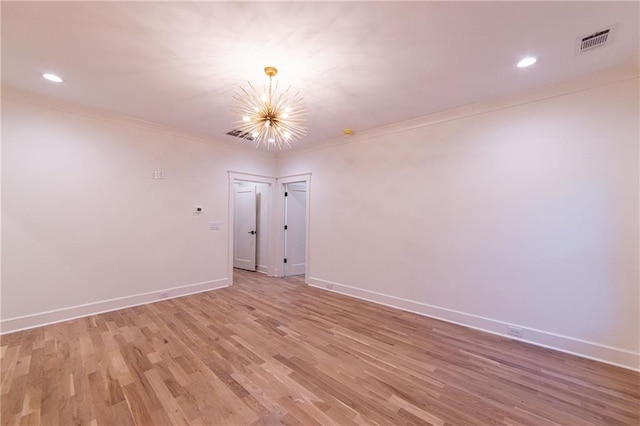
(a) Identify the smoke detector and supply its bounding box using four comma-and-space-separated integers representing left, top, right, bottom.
575, 25, 617, 55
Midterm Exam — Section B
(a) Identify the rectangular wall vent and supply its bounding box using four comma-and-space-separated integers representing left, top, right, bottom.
576, 25, 616, 54
226, 129, 254, 141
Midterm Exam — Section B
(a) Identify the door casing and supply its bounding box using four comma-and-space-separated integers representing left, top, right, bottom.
277, 174, 311, 279
227, 172, 277, 281
227, 171, 311, 284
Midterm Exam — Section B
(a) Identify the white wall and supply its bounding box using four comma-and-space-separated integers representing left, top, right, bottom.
1, 92, 276, 331
2, 75, 638, 370
278, 77, 640, 369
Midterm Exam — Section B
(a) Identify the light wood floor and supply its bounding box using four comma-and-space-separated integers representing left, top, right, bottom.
1, 270, 639, 425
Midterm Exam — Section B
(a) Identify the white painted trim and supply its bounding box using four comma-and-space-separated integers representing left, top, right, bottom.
0, 88, 3, 324
227, 172, 278, 281
277, 174, 312, 279
278, 69, 639, 159
1, 86, 277, 157
307, 276, 640, 372
0, 278, 229, 335
257, 265, 269, 274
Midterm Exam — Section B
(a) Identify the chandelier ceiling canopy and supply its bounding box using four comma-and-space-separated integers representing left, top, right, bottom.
232, 66, 307, 149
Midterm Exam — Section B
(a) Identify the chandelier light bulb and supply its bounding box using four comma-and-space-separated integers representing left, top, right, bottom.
232, 66, 307, 149
517, 57, 537, 68
42, 73, 63, 83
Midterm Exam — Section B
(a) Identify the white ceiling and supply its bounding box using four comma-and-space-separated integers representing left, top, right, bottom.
2, 1, 638, 151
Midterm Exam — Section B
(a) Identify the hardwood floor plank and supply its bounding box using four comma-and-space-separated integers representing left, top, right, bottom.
1, 269, 638, 425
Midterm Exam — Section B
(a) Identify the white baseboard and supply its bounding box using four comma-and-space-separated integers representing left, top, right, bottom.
307, 276, 640, 372
0, 277, 230, 334
257, 264, 269, 274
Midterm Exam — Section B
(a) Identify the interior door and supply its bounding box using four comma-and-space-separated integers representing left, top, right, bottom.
234, 185, 257, 271
284, 183, 306, 276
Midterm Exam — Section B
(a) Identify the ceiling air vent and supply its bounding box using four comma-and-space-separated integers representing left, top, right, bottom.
225, 129, 254, 141
576, 25, 617, 55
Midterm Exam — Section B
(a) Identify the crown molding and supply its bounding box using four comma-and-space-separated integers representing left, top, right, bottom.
0, 86, 277, 158
278, 64, 639, 159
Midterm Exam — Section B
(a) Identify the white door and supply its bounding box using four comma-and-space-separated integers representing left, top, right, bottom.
234, 185, 257, 271
284, 183, 306, 276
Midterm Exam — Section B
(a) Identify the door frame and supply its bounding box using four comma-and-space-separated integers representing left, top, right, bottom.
277, 173, 311, 280
227, 172, 277, 283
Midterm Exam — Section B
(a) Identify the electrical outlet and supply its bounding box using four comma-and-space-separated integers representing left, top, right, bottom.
507, 326, 523, 338
159, 291, 170, 299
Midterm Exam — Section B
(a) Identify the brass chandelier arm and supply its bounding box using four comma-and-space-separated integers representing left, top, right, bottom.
232, 66, 307, 149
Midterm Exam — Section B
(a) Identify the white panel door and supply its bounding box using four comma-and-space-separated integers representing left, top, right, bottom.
234, 185, 257, 271
284, 183, 306, 276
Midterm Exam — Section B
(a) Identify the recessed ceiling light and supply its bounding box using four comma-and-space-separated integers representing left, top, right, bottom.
517, 57, 537, 68
42, 73, 63, 83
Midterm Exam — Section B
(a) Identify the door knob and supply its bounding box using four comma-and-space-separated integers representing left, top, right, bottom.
248, 230, 256, 235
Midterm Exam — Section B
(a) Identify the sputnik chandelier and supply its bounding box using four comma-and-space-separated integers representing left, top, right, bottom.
232, 66, 307, 149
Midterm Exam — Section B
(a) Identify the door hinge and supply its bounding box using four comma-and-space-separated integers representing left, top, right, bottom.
284, 225, 288, 230
284, 191, 288, 197
284, 258, 288, 264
